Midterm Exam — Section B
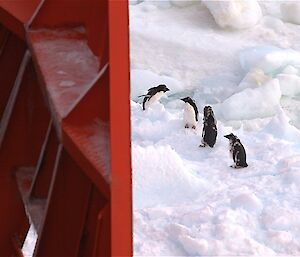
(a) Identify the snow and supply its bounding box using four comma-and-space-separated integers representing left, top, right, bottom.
202, 0, 262, 29
132, 144, 204, 209
277, 73, 300, 97
215, 78, 281, 121
132, 101, 300, 255
281, 2, 300, 25
130, 1, 300, 256
22, 225, 37, 256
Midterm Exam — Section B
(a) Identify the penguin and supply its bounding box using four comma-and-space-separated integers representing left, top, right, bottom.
224, 133, 248, 168
199, 106, 217, 148
140, 84, 170, 110
181, 97, 198, 129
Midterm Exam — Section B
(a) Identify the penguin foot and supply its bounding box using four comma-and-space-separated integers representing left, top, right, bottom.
192, 125, 196, 129
230, 164, 243, 169
199, 144, 206, 147
185, 124, 189, 128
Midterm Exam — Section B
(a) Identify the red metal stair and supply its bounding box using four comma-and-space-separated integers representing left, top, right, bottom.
0, 0, 132, 256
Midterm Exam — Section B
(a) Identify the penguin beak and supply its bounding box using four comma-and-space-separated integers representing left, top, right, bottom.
180, 98, 185, 102
166, 88, 170, 91
224, 135, 229, 139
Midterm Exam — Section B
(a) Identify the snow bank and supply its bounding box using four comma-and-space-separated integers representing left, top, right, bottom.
217, 44, 300, 121
239, 46, 300, 74
277, 74, 300, 97
281, 3, 300, 25
230, 192, 263, 213
132, 145, 204, 209
263, 107, 300, 142
216, 79, 281, 121
239, 45, 281, 72
261, 15, 285, 34
202, 0, 262, 29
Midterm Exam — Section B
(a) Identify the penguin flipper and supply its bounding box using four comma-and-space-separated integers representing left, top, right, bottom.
142, 96, 149, 110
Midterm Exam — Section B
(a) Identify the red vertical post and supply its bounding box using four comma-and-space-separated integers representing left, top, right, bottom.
108, 1, 132, 256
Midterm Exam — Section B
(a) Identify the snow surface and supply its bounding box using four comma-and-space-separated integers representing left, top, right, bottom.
281, 2, 300, 25
130, 1, 300, 256
202, 0, 262, 29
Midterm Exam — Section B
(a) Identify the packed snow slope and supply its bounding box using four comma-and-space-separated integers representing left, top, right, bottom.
130, 1, 300, 256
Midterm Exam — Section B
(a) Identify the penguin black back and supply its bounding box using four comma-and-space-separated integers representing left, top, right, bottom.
224, 133, 248, 168
200, 106, 217, 148
142, 84, 169, 110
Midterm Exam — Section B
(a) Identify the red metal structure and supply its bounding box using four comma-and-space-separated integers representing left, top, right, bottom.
0, 0, 132, 256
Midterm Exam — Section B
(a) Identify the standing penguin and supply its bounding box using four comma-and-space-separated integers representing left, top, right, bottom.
181, 97, 198, 129
224, 133, 248, 168
141, 84, 170, 110
200, 106, 217, 148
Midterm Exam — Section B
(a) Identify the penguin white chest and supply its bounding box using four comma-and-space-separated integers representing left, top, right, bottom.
184, 103, 197, 126
145, 91, 165, 109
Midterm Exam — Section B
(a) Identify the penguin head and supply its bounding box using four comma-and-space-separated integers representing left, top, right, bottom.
181, 97, 193, 103
224, 133, 237, 140
157, 84, 170, 93
204, 106, 213, 117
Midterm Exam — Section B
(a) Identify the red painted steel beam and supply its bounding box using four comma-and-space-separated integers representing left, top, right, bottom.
0, 0, 40, 39
108, 1, 132, 256
34, 148, 92, 256
0, 59, 50, 255
29, 122, 59, 201
0, 32, 26, 120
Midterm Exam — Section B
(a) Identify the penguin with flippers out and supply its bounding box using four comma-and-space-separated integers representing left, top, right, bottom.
140, 84, 170, 110
199, 106, 217, 148
224, 133, 248, 168
181, 97, 198, 129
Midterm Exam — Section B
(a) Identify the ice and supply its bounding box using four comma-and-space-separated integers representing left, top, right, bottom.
202, 0, 262, 29
170, 0, 197, 8
215, 79, 281, 121
281, 2, 300, 25
261, 15, 285, 34
277, 73, 300, 97
129, 0, 143, 5
262, 107, 300, 142
239, 46, 300, 76
282, 65, 299, 75
258, 49, 300, 75
239, 45, 281, 72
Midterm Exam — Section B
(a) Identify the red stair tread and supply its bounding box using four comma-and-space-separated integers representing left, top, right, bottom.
63, 119, 111, 184
15, 168, 46, 234
28, 27, 100, 119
